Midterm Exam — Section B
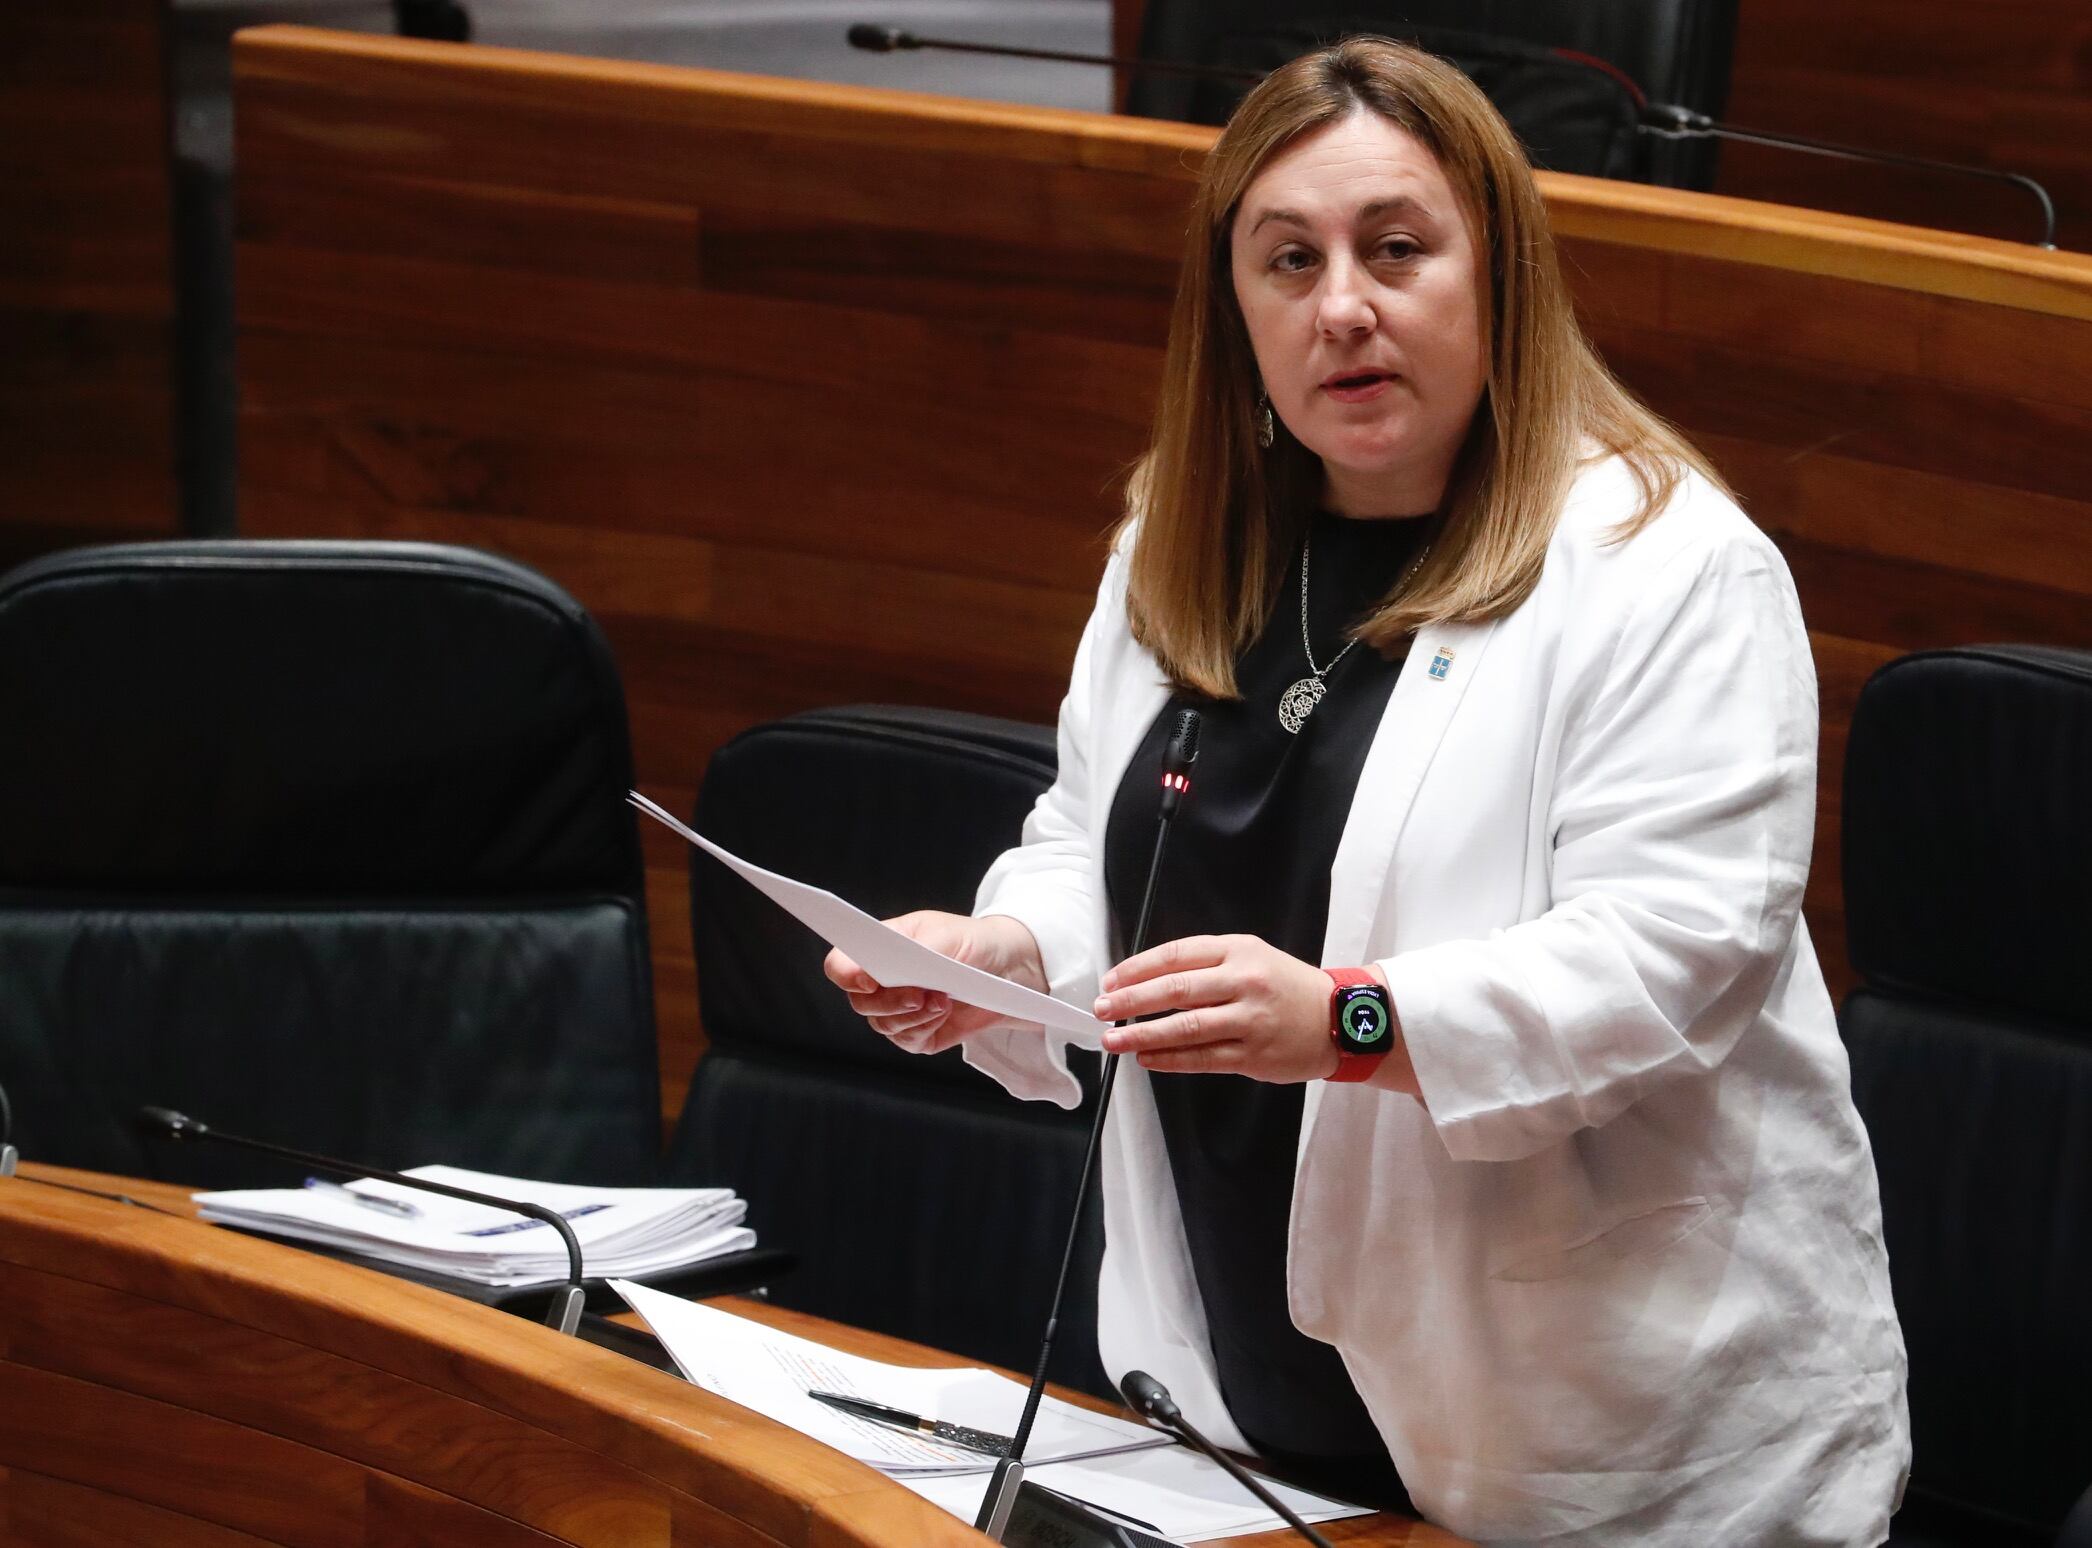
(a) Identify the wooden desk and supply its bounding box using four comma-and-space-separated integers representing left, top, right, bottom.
226, 27, 2092, 1123
0, 1166, 1464, 1546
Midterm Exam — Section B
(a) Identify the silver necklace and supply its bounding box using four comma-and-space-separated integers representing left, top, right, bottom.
1278, 531, 1432, 734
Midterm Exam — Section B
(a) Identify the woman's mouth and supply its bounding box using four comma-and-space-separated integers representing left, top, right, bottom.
1321, 370, 1395, 404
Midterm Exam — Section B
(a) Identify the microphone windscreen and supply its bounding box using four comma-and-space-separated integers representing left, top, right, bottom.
135, 1105, 199, 1140
845, 23, 905, 52
1639, 101, 1711, 132
1119, 1368, 1181, 1422
1163, 709, 1202, 776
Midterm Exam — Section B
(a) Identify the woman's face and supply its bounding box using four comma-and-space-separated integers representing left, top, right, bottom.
1229, 109, 1489, 518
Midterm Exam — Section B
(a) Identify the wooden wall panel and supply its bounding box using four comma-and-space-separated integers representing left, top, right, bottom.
229, 30, 1188, 1124
1720, 0, 2092, 252
1560, 222, 2092, 984
2, 1465, 287, 1548
0, 1362, 558, 1548
0, 1176, 990, 1548
0, 0, 180, 562
0, 1262, 676, 1545
231, 28, 2092, 1129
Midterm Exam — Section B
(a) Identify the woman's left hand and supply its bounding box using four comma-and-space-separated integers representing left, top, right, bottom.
1093, 934, 1340, 1082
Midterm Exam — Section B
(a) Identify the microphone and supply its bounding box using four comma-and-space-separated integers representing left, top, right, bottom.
0, 1076, 16, 1177
1119, 1371, 1335, 1548
135, 1106, 588, 1335
844, 22, 2058, 249
1637, 103, 2057, 249
1159, 708, 1199, 818
395, 0, 472, 43
846, 22, 1261, 85
845, 22, 908, 52
973, 711, 1201, 1541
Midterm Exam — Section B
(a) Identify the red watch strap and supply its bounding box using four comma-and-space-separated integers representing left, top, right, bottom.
1324, 967, 1389, 1083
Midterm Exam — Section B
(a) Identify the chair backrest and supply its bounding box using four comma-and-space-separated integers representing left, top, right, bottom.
1127, 0, 1739, 188
663, 706, 1111, 1398
0, 540, 660, 1188
1840, 645, 2092, 1545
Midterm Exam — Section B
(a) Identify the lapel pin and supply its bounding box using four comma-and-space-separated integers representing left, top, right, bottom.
1427, 645, 1455, 681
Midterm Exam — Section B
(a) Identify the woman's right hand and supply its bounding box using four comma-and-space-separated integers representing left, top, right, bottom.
823, 911, 1049, 1055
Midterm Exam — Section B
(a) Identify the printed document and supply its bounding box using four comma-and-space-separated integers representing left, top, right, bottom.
196, 1167, 753, 1287
628, 790, 1109, 1041
614, 1280, 1165, 1475
614, 1283, 1369, 1541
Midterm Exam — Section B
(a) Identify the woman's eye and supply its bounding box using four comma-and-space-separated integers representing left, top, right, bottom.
1377, 237, 1421, 262
1271, 248, 1316, 274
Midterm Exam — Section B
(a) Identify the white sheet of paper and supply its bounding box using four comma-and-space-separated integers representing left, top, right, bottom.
897, 1443, 1370, 1542
612, 1281, 1167, 1475
628, 790, 1108, 1040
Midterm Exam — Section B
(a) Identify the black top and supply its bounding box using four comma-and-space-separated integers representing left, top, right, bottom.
1103, 508, 1428, 1492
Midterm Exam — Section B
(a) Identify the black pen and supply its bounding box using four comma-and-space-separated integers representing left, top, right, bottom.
807, 1389, 1012, 1457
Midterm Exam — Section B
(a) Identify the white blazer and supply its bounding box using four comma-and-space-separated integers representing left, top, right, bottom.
963, 458, 1911, 1547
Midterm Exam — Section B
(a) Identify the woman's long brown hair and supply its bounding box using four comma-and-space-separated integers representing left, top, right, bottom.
1122, 38, 1729, 698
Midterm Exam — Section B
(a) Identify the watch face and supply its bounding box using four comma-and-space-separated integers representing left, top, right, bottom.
1334, 983, 1393, 1054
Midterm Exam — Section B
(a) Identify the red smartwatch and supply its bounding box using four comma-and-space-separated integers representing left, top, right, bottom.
1324, 967, 1396, 1083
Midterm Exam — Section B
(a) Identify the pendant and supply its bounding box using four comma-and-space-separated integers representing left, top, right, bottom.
1278, 675, 1325, 734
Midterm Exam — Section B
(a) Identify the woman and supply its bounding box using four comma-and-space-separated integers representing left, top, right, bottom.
824, 38, 1909, 1547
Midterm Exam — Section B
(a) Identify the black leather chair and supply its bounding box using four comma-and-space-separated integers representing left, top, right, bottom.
1840, 646, 2092, 1547
661, 706, 1113, 1398
1126, 0, 1738, 188
0, 540, 662, 1190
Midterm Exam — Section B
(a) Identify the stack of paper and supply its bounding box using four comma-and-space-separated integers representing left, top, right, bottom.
195, 1166, 753, 1288
614, 1282, 1369, 1543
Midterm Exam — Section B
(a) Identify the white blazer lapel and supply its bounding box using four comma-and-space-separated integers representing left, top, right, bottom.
1321, 618, 1502, 968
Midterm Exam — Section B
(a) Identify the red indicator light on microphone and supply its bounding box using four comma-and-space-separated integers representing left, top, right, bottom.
1160, 772, 1191, 793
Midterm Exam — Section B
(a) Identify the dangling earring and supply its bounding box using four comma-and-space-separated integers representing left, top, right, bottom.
1256, 392, 1275, 450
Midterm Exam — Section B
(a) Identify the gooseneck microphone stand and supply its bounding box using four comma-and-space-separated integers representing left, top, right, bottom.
135, 1106, 590, 1335
1121, 1371, 1334, 1547
1637, 104, 2058, 250
0, 1078, 16, 1177
846, 23, 2059, 249
974, 709, 1202, 1541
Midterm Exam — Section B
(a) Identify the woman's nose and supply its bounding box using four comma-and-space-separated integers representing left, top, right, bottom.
1316, 259, 1376, 337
